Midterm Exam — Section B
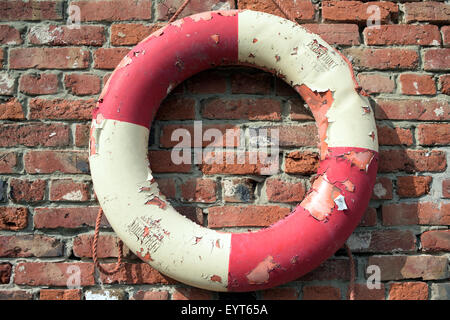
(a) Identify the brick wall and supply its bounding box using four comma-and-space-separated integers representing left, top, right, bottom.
0, 0, 449, 300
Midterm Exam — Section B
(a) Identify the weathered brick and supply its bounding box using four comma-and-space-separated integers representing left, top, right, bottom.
0, 263, 11, 284
222, 178, 256, 203
367, 255, 448, 280
377, 126, 413, 146
0, 207, 28, 230
202, 98, 282, 121
261, 288, 299, 300
424, 48, 450, 71
382, 202, 450, 226
0, 123, 70, 147
0, 25, 22, 44
347, 229, 416, 253
375, 98, 449, 121
49, 179, 90, 202
304, 24, 360, 45
299, 258, 351, 281
364, 25, 441, 46
302, 286, 341, 300
388, 282, 428, 300
64, 73, 101, 95
323, 1, 398, 24
0, 290, 33, 300
111, 23, 163, 46
99, 263, 173, 285
0, 152, 18, 173
0, 98, 24, 120
0, 235, 63, 258
84, 289, 125, 300
34, 207, 107, 229
0, 0, 63, 21
74, 123, 90, 147
0, 72, 15, 95
284, 151, 319, 175
9, 179, 46, 202
404, 1, 450, 24
155, 97, 195, 120
72, 0, 152, 21
40, 289, 82, 300
207, 205, 290, 228
24, 151, 89, 174
421, 230, 450, 252
19, 73, 59, 95
359, 207, 377, 227
10, 47, 89, 70
399, 74, 436, 95
269, 124, 318, 147
172, 287, 213, 300
181, 178, 217, 203
357, 73, 395, 94
148, 150, 191, 173
231, 71, 272, 95
29, 98, 95, 120
343, 48, 418, 70
14, 262, 95, 286
431, 283, 450, 300
379, 149, 446, 173
186, 70, 227, 94
349, 284, 385, 300
439, 74, 450, 95
265, 178, 306, 203
73, 234, 130, 258
397, 176, 432, 198
288, 98, 314, 121
29, 25, 105, 46
131, 290, 169, 300
237, 0, 315, 22
94, 48, 130, 70
443, 179, 450, 198
418, 123, 450, 146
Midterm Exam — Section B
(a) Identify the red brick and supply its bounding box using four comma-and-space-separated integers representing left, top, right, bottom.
299, 258, 351, 281
155, 178, 176, 199
9, 179, 46, 202
359, 207, 377, 227
349, 283, 385, 300
111, 23, 164, 46
0, 49, 3, 68
0, 263, 11, 284
172, 288, 213, 300
201, 151, 279, 175
343, 48, 418, 70
265, 178, 306, 203
0, 25, 22, 45
377, 126, 413, 146
0, 290, 33, 300
160, 0, 236, 21
160, 124, 240, 148
284, 151, 319, 175
34, 207, 107, 229
19, 73, 58, 95
364, 25, 441, 46
276, 79, 297, 97
439, 74, 450, 95
131, 290, 169, 300
0, 235, 62, 258
397, 176, 432, 198
181, 178, 217, 203
231, 71, 272, 95
304, 24, 360, 45
371, 177, 393, 200
347, 229, 416, 253
421, 230, 450, 252
442, 26, 450, 46
49, 179, 90, 202
99, 263, 173, 285
29, 25, 105, 46
207, 205, 291, 228
424, 48, 450, 71
404, 1, 450, 24
0, 207, 28, 230
388, 282, 428, 300
40, 289, 82, 301
202, 98, 282, 121
357, 73, 395, 94
261, 288, 299, 300
367, 255, 448, 280
64, 73, 101, 95
73, 234, 129, 258
186, 70, 227, 94
72, 0, 152, 21
0, 98, 24, 120
24, 151, 89, 174
148, 150, 191, 173
379, 149, 446, 173
0, 152, 18, 173
443, 179, 450, 198
382, 202, 450, 226
29, 98, 95, 120
399, 73, 436, 95
222, 178, 256, 203
274, 124, 318, 147
94, 48, 130, 70
375, 98, 449, 121
174, 206, 203, 225
155, 97, 195, 120
302, 286, 341, 300
323, 1, 398, 24
0, 1, 63, 20
288, 97, 314, 121
237, 0, 315, 22
0, 72, 15, 95
418, 124, 450, 146
0, 123, 69, 147
10, 47, 89, 70
85, 289, 125, 300
75, 123, 90, 147
14, 262, 95, 286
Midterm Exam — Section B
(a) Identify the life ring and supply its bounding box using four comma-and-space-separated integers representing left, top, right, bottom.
89, 10, 378, 292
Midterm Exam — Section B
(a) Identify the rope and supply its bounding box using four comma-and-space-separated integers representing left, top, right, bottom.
344, 243, 356, 300
168, 0, 192, 23
271, 0, 297, 22
92, 208, 124, 275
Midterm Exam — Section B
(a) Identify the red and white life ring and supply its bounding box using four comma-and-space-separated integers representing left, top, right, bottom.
89, 10, 378, 292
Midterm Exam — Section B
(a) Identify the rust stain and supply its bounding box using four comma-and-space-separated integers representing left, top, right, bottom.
210, 275, 222, 283
246, 256, 280, 285
295, 84, 334, 160
210, 34, 220, 44
302, 174, 342, 221
342, 150, 375, 172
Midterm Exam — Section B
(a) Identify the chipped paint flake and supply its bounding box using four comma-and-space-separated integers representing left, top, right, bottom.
342, 150, 375, 172
333, 194, 347, 211
246, 256, 280, 285
211, 34, 220, 44
342, 179, 355, 192
210, 275, 222, 283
